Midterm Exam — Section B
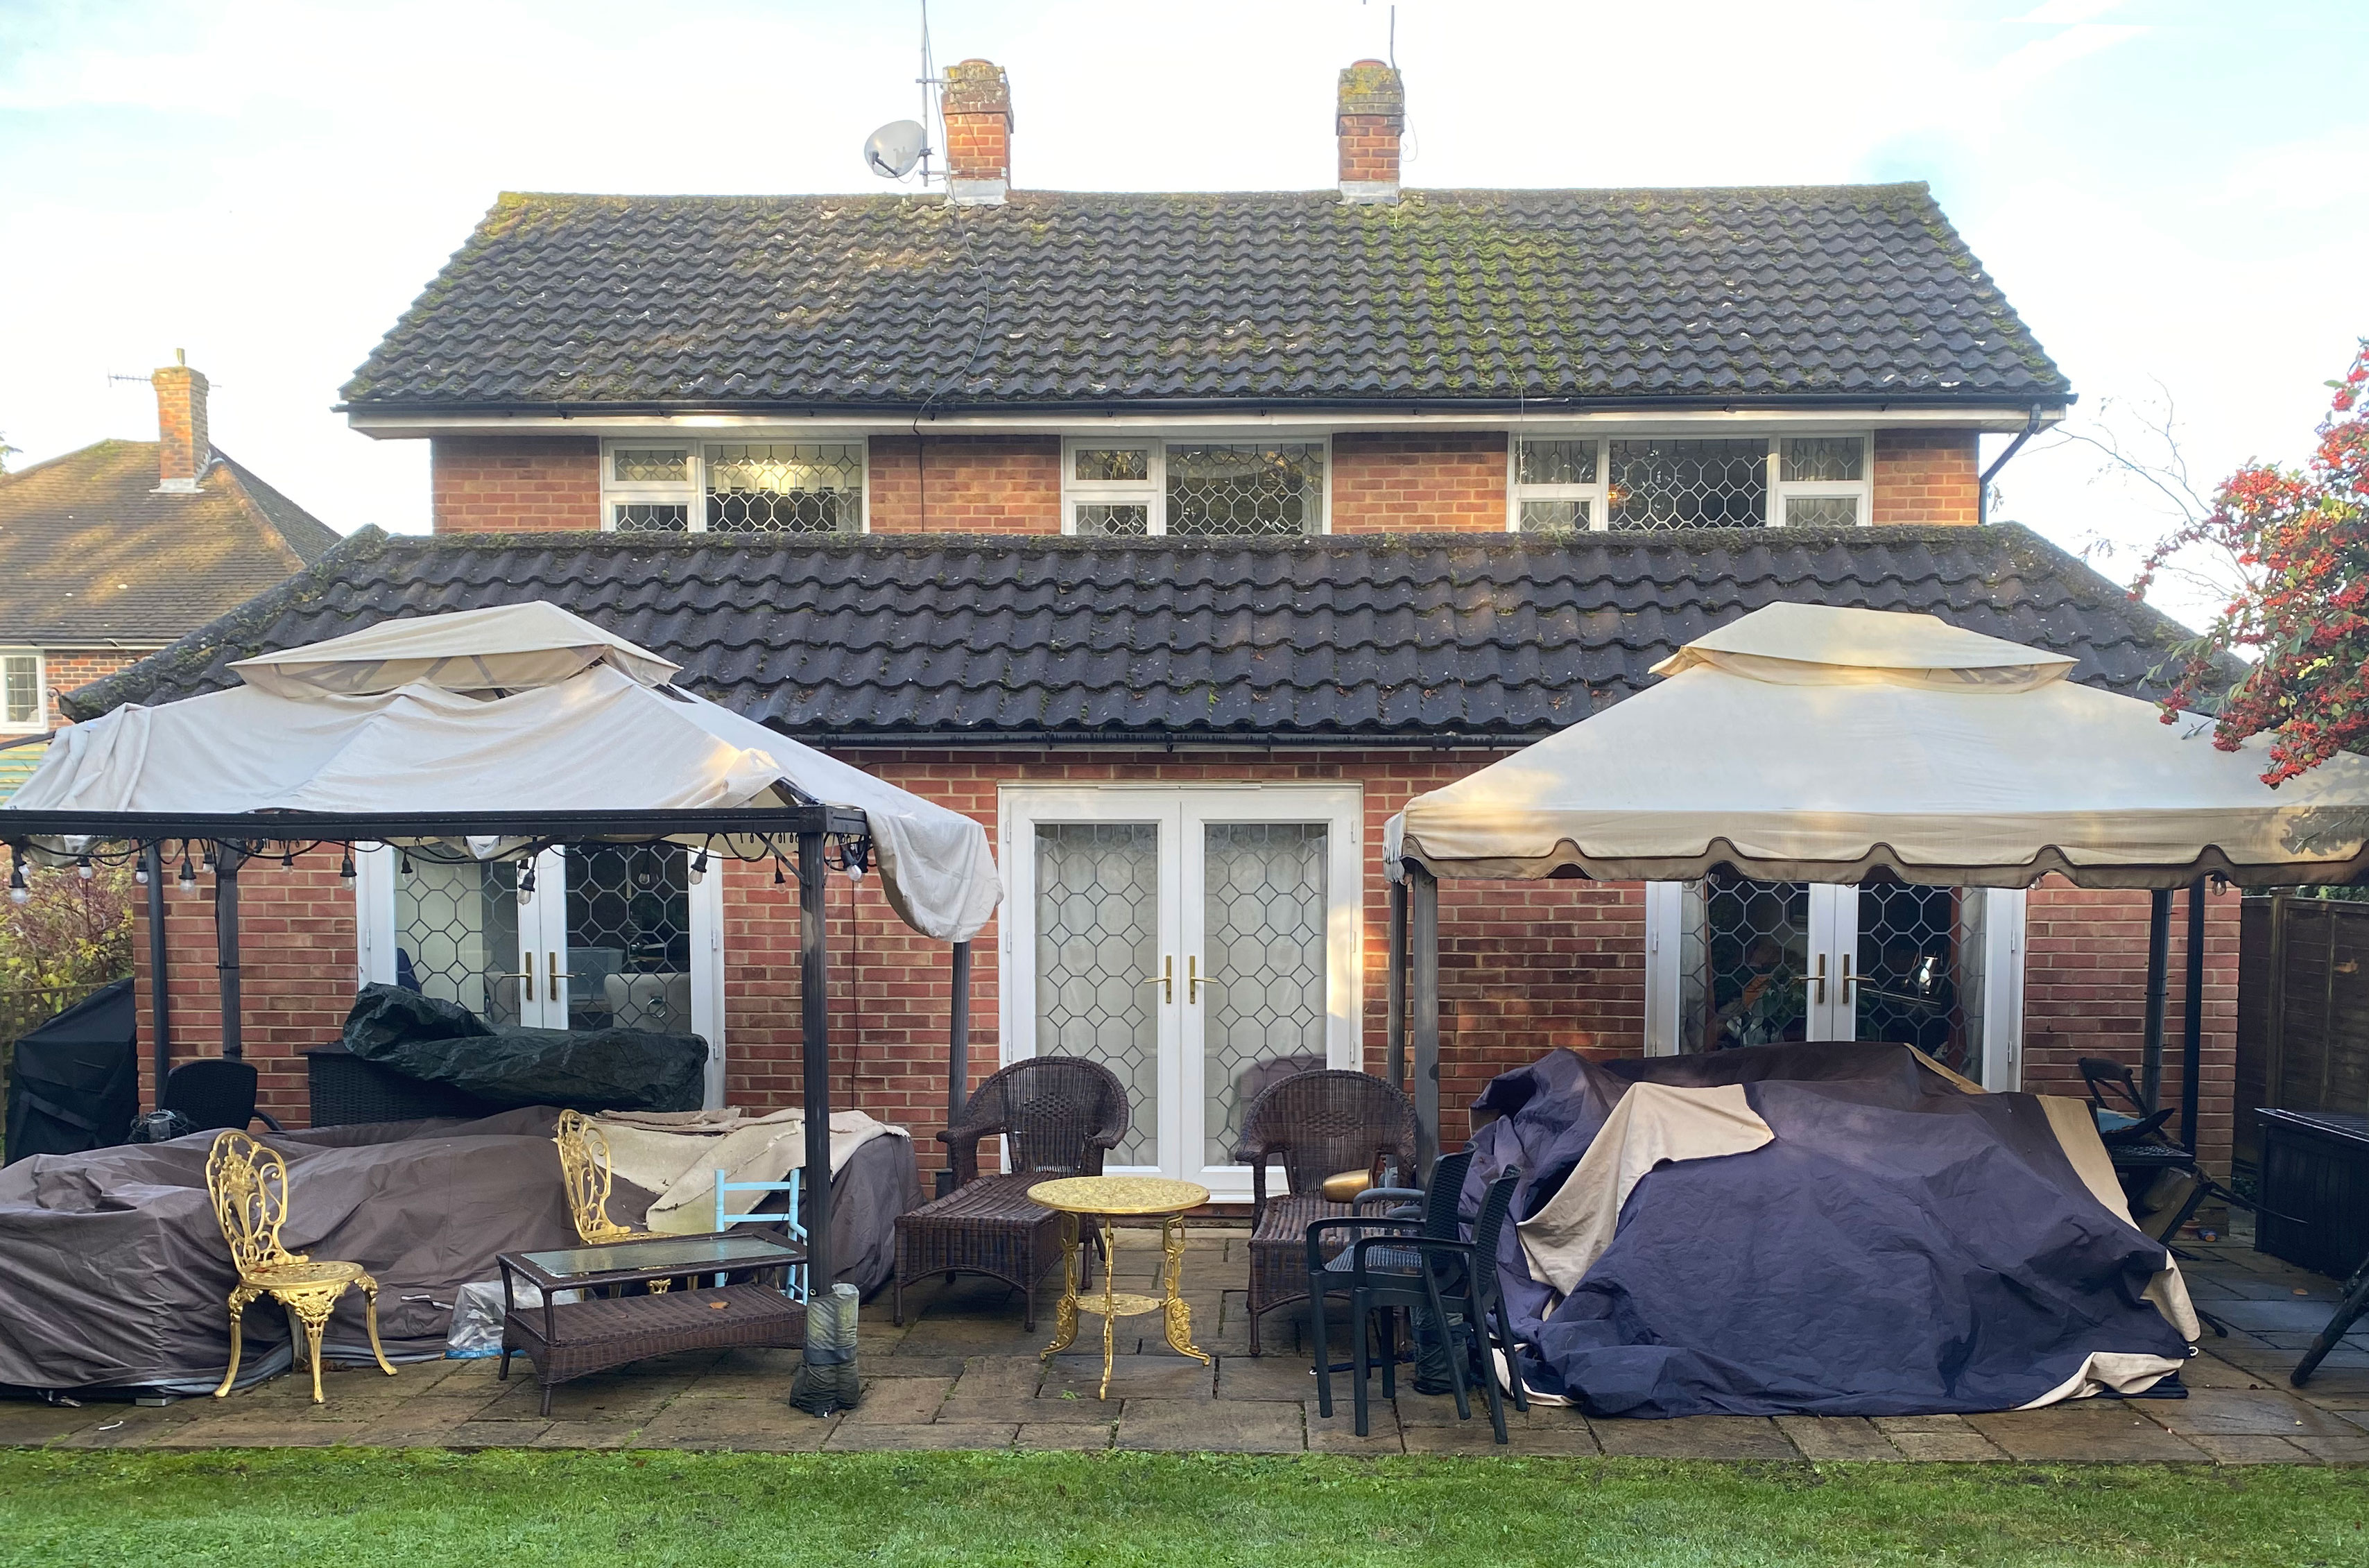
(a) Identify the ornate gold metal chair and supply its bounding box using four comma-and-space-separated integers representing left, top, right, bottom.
553, 1110, 671, 1291
205, 1130, 396, 1404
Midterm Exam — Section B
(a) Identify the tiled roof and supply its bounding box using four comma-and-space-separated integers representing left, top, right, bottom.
342, 185, 2069, 413
66, 525, 2191, 742
0, 440, 341, 646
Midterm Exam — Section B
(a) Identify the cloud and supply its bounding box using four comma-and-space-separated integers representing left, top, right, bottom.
1990, 21, 2149, 94
2013, 0, 2128, 21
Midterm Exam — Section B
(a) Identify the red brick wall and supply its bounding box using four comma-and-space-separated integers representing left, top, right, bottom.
1873, 430, 1981, 525
38, 646, 157, 725
431, 436, 601, 534
1332, 433, 1508, 532
2023, 878, 2240, 1175
868, 436, 1062, 534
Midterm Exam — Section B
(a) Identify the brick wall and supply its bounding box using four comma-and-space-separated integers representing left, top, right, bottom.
1872, 430, 1981, 525
431, 436, 601, 533
1332, 433, 1508, 532
38, 646, 157, 725
868, 436, 1062, 534
2023, 879, 2240, 1175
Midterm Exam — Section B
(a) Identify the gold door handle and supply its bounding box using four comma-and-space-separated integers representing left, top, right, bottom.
1811, 953, 1827, 1004
1189, 955, 1223, 1003
498, 951, 535, 1002
549, 952, 563, 1003
1139, 956, 1173, 1003
1840, 953, 1857, 1003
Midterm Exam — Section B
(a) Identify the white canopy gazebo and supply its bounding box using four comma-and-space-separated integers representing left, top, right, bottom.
1381, 603, 2369, 1163
5, 603, 1001, 1308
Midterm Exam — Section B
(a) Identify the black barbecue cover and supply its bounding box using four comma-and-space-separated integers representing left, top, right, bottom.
6, 979, 139, 1165
338, 983, 705, 1113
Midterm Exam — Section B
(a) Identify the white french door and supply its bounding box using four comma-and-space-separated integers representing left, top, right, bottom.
1644, 877, 2025, 1089
356, 844, 728, 1105
1001, 785, 1364, 1200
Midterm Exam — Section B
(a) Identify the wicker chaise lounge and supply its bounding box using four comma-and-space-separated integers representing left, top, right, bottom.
893, 1056, 1131, 1330
1236, 1069, 1417, 1355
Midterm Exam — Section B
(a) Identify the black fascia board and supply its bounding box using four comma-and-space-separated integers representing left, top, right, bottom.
338, 390, 2074, 419
2, 803, 868, 845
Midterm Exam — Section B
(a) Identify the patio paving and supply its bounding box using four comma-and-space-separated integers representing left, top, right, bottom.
5, 1221, 2364, 1463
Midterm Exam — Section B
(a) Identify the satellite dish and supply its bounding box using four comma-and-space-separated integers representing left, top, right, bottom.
864, 119, 928, 180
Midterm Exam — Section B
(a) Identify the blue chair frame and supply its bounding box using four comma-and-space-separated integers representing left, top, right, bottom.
714, 1166, 809, 1302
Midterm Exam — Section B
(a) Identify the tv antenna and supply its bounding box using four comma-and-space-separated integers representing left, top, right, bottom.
862, 0, 942, 185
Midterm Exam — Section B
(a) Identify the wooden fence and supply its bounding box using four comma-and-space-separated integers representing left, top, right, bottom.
2237, 893, 2369, 1165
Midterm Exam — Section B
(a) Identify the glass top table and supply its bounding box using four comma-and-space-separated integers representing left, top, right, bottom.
505, 1232, 803, 1291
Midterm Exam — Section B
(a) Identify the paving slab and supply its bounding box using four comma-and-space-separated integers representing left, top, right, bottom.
1306, 1405, 1406, 1455
827, 1421, 1019, 1451
148, 1418, 372, 1448
1217, 1356, 1327, 1402
1869, 1416, 2008, 1461
836, 1376, 952, 1426
1592, 1416, 1799, 1461
2291, 1433, 2369, 1463
635, 1400, 837, 1452
1015, 1421, 1116, 1450
1117, 1397, 1304, 1453
936, 1356, 1045, 1418
2183, 1434, 2317, 1465
1965, 1408, 2209, 1463
1042, 1353, 1214, 1403
531, 1420, 643, 1449
1777, 1415, 1904, 1461
352, 1419, 557, 1449
2142, 1386, 2361, 1437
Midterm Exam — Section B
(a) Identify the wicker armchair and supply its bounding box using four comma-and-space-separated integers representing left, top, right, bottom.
1235, 1068, 1416, 1355
893, 1056, 1131, 1331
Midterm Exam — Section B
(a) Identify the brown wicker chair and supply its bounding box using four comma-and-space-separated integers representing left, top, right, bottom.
1235, 1068, 1416, 1355
893, 1056, 1132, 1330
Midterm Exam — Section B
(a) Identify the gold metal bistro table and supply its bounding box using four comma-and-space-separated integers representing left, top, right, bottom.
1027, 1175, 1212, 1399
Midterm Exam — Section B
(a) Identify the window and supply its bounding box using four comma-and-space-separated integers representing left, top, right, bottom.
1512, 434, 1870, 533
1060, 438, 1327, 536
1, 651, 43, 730
599, 440, 867, 534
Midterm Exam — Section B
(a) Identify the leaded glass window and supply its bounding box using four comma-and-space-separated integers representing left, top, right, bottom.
1165, 443, 1324, 537
705, 443, 864, 534
612, 503, 690, 533
1607, 439, 1769, 531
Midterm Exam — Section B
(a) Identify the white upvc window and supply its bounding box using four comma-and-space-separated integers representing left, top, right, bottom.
598, 438, 870, 535
1060, 436, 1329, 537
1510, 433, 1871, 533
1, 650, 44, 731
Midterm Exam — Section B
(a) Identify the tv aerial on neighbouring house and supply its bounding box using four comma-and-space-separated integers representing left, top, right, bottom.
864, 119, 929, 180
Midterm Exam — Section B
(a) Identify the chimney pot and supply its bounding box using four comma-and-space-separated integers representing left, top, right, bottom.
1337, 60, 1405, 205
941, 58, 1012, 206
153, 360, 210, 493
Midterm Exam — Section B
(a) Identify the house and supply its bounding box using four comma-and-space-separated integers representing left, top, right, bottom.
0, 359, 338, 798
64, 59, 2237, 1188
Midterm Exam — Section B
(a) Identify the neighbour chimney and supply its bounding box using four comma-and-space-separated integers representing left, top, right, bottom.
941, 58, 1013, 207
153, 350, 211, 493
1336, 60, 1405, 205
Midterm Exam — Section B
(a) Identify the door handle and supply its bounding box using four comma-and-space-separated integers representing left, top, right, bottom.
498, 951, 535, 1002
1840, 952, 1857, 1003
1139, 956, 1173, 1003
1189, 955, 1223, 1004
1811, 953, 1827, 1004
549, 952, 564, 1003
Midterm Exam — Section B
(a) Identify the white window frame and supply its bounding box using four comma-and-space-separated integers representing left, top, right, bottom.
1508, 431, 1872, 533
0, 648, 46, 732
1060, 434, 1332, 537
599, 436, 872, 535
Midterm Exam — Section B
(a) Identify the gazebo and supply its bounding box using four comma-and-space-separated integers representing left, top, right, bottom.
3, 603, 1001, 1342
1381, 603, 2369, 1166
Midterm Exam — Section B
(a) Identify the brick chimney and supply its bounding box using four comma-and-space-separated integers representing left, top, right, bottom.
153, 350, 211, 493
941, 58, 1012, 207
1337, 60, 1405, 205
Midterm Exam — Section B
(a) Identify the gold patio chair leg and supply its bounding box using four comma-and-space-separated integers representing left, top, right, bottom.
360, 1275, 397, 1377
214, 1286, 257, 1398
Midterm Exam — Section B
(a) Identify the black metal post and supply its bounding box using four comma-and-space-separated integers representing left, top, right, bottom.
212, 843, 245, 1062
944, 940, 972, 1196
2182, 876, 2207, 1152
143, 843, 171, 1103
1386, 875, 1408, 1089
2140, 886, 2172, 1112
798, 830, 832, 1293
1409, 862, 1440, 1175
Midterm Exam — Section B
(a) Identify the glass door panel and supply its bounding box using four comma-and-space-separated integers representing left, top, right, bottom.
1851, 883, 1979, 1077
1033, 822, 1165, 1169
561, 845, 694, 1033
1198, 822, 1330, 1169
1687, 875, 1812, 1050
393, 856, 540, 1026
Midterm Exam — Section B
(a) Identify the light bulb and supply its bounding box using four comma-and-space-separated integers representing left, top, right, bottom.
845, 862, 865, 884
135, 865, 150, 887
338, 851, 356, 891
7, 863, 28, 906
176, 856, 198, 893
690, 851, 709, 886
76, 858, 93, 881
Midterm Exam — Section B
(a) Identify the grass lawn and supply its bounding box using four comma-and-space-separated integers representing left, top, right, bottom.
0, 1449, 2363, 1567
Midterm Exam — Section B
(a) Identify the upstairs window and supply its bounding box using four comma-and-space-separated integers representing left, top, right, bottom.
1, 651, 43, 730
1513, 434, 1870, 533
1061, 438, 1328, 536
601, 440, 867, 534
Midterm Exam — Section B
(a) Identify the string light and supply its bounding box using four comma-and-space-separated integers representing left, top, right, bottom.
338, 851, 357, 890
690, 850, 709, 886
134, 861, 150, 887
176, 853, 198, 893
7, 859, 27, 906
399, 851, 414, 876
76, 856, 94, 881
517, 862, 537, 905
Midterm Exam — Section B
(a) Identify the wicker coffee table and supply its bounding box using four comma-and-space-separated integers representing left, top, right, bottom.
1028, 1175, 1211, 1399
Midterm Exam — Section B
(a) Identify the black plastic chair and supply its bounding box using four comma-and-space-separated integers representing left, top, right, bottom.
1305, 1148, 1472, 1424
160, 1060, 283, 1134
1340, 1162, 1528, 1442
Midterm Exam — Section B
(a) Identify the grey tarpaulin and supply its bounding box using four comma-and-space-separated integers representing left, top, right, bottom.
0, 1107, 920, 1399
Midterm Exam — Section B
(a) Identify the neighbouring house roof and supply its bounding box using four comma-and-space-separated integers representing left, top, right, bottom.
67, 525, 2191, 744
341, 185, 2069, 415
0, 440, 340, 646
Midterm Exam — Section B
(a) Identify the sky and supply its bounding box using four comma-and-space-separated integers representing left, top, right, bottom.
3, 0, 2363, 629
